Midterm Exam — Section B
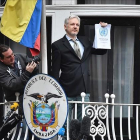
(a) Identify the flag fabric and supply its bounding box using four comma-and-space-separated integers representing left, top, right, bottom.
0, 0, 42, 56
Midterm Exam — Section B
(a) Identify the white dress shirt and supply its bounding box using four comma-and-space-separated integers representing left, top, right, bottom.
66, 35, 84, 58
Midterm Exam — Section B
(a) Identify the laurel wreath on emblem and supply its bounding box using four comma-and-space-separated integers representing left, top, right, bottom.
27, 93, 62, 131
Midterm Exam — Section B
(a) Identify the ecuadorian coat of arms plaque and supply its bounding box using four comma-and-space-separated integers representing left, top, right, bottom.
23, 74, 68, 139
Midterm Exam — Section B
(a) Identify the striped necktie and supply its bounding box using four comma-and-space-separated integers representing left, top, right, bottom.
72, 39, 81, 59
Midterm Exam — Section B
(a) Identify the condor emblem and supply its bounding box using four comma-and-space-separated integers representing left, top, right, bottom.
23, 74, 68, 139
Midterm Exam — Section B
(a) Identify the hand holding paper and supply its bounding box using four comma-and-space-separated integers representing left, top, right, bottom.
99, 22, 108, 27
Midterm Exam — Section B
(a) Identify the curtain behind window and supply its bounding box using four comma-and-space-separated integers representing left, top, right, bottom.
85, 0, 136, 4
113, 26, 134, 117
84, 25, 107, 102
84, 25, 134, 117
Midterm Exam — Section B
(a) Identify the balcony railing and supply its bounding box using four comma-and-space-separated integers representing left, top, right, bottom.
68, 93, 140, 140
0, 93, 140, 140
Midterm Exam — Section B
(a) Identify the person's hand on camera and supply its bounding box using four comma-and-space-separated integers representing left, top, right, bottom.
36, 61, 40, 65
26, 61, 37, 73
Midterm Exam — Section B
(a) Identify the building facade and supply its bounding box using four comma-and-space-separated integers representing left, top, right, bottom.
0, 0, 140, 138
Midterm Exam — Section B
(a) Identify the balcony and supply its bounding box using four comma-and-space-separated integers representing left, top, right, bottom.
0, 93, 139, 140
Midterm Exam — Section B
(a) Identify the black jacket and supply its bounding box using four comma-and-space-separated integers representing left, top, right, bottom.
51, 35, 106, 97
0, 54, 38, 101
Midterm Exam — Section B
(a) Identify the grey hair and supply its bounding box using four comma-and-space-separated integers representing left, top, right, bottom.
64, 15, 80, 25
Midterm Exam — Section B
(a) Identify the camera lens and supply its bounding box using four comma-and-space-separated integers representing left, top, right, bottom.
32, 56, 41, 63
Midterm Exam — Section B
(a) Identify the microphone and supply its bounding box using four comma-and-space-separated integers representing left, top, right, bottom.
0, 113, 21, 139
69, 119, 81, 140
78, 116, 91, 140
3, 102, 19, 123
58, 127, 65, 140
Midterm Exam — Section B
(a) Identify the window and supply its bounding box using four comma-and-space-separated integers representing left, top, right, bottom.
78, 0, 140, 5
46, 0, 52, 5
79, 16, 140, 107
0, 0, 6, 6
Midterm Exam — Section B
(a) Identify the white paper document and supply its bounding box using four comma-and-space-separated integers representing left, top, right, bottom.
93, 24, 111, 49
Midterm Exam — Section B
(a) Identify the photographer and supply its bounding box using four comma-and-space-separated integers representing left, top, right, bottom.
0, 44, 39, 139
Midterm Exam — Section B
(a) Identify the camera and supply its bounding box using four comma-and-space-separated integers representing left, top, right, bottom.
32, 56, 41, 63
28, 56, 41, 64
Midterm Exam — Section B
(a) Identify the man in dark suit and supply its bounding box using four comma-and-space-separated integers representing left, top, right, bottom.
51, 15, 107, 121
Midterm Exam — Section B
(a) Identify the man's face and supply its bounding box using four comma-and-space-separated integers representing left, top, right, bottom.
64, 18, 80, 38
0, 48, 15, 66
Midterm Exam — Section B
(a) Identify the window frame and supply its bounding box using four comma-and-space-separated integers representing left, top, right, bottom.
79, 16, 140, 104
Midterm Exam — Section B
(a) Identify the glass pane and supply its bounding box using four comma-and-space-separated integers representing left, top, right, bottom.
139, 26, 140, 40
84, 25, 108, 102
113, 26, 134, 117
46, 0, 52, 5
0, 0, 6, 6
84, 0, 136, 4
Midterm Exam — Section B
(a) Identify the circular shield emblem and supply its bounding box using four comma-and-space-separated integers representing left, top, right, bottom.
99, 27, 108, 36
23, 74, 68, 139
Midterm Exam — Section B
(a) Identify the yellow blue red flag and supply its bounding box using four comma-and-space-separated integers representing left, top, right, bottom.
0, 0, 42, 56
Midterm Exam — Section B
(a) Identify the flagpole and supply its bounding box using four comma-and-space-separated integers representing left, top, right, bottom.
41, 0, 48, 74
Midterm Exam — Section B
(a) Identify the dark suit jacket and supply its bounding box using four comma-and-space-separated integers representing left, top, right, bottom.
51, 35, 106, 97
